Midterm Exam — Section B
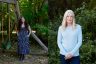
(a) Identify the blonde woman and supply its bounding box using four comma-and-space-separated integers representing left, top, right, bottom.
57, 10, 82, 64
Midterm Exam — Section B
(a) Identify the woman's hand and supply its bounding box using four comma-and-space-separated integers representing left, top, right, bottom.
65, 53, 73, 60
27, 35, 30, 37
17, 32, 19, 36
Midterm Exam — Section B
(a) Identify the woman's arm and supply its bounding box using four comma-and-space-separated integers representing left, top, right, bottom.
27, 25, 31, 37
17, 32, 18, 35
57, 26, 67, 55
70, 26, 82, 55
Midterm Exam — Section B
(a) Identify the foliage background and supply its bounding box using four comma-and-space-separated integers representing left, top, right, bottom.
0, 0, 48, 64
48, 1, 96, 64
0, 0, 48, 46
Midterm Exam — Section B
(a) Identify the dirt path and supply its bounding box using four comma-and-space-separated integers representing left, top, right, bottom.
0, 42, 48, 64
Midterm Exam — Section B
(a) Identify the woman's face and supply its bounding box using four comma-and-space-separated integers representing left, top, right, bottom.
66, 13, 73, 25
21, 17, 25, 23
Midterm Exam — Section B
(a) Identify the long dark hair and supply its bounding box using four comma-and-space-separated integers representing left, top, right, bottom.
17, 17, 29, 32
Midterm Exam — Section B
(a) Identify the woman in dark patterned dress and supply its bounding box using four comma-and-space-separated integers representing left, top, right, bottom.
17, 17, 31, 61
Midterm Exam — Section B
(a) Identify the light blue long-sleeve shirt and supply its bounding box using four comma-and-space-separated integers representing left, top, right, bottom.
57, 24, 82, 56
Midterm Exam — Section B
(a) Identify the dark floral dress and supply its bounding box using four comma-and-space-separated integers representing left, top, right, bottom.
17, 27, 29, 54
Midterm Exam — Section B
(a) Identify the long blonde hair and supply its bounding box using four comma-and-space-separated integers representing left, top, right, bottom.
61, 10, 76, 30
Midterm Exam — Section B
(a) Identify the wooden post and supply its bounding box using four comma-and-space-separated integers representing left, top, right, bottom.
1, 2, 4, 42
31, 32, 48, 52
0, 0, 16, 4
14, 0, 20, 19
7, 3, 10, 41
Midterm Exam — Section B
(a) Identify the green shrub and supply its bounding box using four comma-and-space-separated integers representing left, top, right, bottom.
33, 24, 48, 46
48, 3, 96, 64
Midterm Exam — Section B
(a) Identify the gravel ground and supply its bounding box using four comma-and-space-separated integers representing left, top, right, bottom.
0, 42, 48, 64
